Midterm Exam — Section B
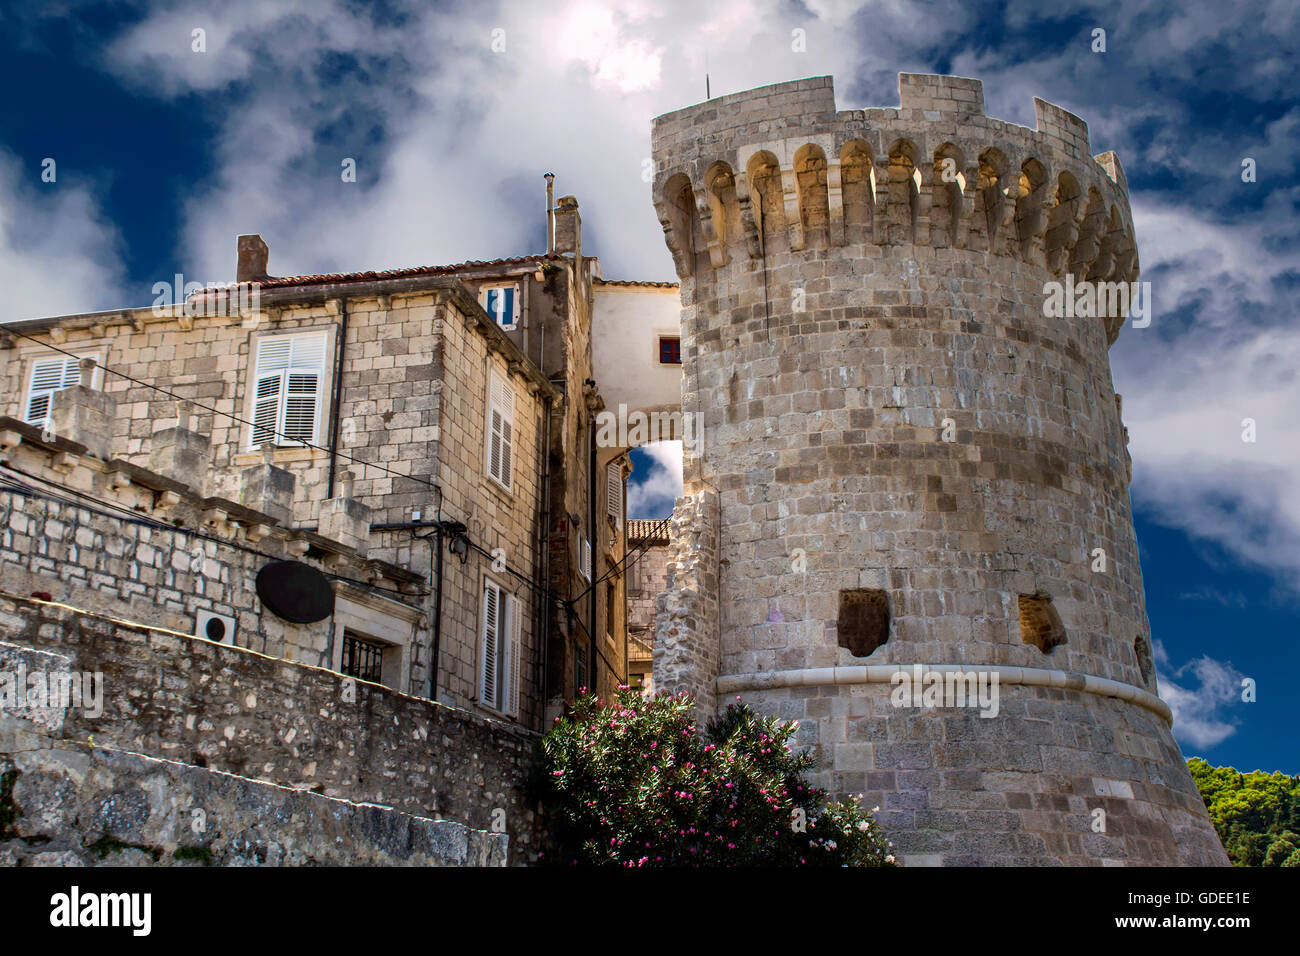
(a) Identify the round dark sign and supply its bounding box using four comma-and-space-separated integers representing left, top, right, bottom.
256, 561, 334, 623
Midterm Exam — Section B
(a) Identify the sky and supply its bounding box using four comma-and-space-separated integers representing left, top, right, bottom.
0, 0, 1295, 774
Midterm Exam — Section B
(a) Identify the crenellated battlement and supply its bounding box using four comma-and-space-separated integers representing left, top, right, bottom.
652, 74, 1138, 344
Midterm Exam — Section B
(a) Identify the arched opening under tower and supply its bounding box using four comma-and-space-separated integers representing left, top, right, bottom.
1015, 158, 1048, 263
886, 139, 920, 244
794, 144, 831, 249
1045, 171, 1082, 274
1069, 187, 1107, 276
977, 148, 1009, 252
705, 161, 742, 264
660, 172, 704, 277
931, 143, 965, 249
747, 150, 788, 255
840, 140, 874, 242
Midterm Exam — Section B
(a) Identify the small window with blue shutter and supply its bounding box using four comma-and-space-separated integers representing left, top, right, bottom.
481, 284, 520, 330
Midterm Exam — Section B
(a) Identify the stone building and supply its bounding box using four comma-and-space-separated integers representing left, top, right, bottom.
647, 74, 1228, 866
0, 185, 673, 863
625, 518, 672, 693
0, 190, 637, 722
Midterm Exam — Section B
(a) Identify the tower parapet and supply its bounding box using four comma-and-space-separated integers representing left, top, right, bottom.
649, 75, 1226, 866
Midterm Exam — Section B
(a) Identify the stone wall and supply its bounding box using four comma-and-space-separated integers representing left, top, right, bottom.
651, 490, 720, 720
0, 596, 544, 865
2, 720, 507, 867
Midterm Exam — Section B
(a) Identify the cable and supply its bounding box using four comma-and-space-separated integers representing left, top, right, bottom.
0, 463, 417, 602
5, 324, 567, 599
566, 515, 671, 608
4, 325, 454, 503
6, 325, 674, 665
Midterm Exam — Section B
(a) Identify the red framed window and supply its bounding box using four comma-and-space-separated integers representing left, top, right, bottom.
658, 335, 681, 365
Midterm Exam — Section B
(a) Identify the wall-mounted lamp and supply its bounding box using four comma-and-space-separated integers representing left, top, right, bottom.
443, 520, 470, 563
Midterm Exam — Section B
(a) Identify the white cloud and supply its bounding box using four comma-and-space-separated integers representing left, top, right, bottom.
91, 0, 910, 284
0, 152, 125, 321
1155, 640, 1246, 750
1113, 200, 1300, 591
628, 440, 683, 517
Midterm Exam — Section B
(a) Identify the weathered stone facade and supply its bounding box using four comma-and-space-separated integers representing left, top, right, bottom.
0, 195, 634, 865
648, 74, 1227, 865
0, 632, 514, 866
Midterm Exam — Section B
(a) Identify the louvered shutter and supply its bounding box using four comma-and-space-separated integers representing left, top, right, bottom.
606, 462, 623, 526
580, 538, 591, 580
481, 581, 500, 706
487, 372, 514, 489
508, 594, 521, 717
251, 334, 325, 448
251, 373, 281, 446
25, 357, 81, 425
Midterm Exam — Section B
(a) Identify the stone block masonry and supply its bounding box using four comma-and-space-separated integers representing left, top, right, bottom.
648, 73, 1227, 865
0, 597, 544, 865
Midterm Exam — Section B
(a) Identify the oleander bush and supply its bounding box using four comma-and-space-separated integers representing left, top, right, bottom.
537, 686, 895, 867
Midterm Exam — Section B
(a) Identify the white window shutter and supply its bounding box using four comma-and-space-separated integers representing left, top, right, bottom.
256, 336, 293, 373
508, 595, 521, 717
606, 462, 623, 526
580, 538, 591, 580
252, 373, 282, 447
282, 371, 319, 444
25, 356, 81, 425
252, 333, 325, 448
487, 372, 514, 489
481, 582, 500, 706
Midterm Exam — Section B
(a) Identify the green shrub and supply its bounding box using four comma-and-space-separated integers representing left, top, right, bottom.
538, 687, 895, 867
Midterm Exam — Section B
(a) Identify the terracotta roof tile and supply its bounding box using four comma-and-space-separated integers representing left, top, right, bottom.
253, 254, 562, 290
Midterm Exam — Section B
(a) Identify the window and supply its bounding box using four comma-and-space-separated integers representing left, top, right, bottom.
658, 335, 682, 365
341, 630, 385, 683
249, 333, 327, 448
606, 462, 623, 527
24, 356, 86, 427
332, 589, 416, 692
606, 580, 618, 643
837, 589, 890, 657
481, 284, 520, 330
579, 537, 591, 581
573, 640, 588, 696
486, 371, 514, 490
480, 579, 521, 716
1018, 592, 1066, 653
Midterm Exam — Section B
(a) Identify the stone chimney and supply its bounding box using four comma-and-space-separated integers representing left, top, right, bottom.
554, 196, 581, 257
545, 173, 556, 255
237, 234, 270, 283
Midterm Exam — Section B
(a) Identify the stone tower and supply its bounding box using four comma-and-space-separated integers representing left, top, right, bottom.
649, 74, 1227, 866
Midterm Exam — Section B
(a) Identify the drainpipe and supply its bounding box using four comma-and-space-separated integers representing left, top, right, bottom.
430, 525, 444, 702
326, 297, 349, 498
536, 396, 553, 721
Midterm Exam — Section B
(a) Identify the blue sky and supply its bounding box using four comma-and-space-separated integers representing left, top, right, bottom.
1, 0, 1295, 773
